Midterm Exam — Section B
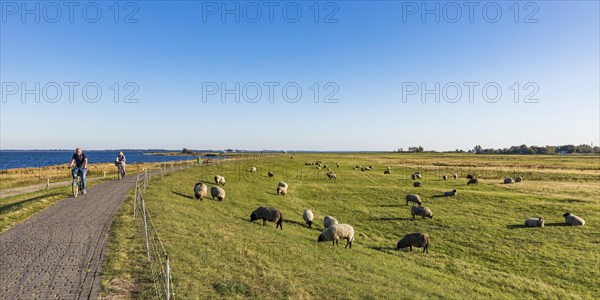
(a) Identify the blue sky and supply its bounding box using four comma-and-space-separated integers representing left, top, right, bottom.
1, 1, 598, 151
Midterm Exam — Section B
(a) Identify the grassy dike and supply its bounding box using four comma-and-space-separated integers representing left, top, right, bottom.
101, 153, 599, 298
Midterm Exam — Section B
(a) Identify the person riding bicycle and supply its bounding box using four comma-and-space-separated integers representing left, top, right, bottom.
69, 148, 88, 194
114, 151, 126, 179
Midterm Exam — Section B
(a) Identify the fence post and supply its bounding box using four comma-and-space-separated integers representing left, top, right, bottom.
46, 177, 50, 189
165, 255, 170, 300
103, 170, 106, 178
142, 196, 150, 261
161, 168, 164, 180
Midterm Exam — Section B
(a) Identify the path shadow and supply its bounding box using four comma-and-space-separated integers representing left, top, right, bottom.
369, 204, 401, 208
369, 246, 397, 253
431, 195, 447, 198
506, 224, 527, 229
0, 192, 62, 214
544, 222, 569, 227
367, 217, 412, 221
171, 191, 194, 200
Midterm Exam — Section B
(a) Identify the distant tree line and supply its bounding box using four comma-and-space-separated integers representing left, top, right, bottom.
471, 144, 600, 154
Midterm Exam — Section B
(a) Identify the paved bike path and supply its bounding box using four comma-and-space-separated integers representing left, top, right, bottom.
0, 176, 137, 299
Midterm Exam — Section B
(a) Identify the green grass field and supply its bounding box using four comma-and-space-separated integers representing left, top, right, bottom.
103, 153, 599, 299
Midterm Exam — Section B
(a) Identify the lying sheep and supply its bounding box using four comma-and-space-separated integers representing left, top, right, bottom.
411, 205, 433, 220
210, 186, 225, 201
524, 217, 544, 227
515, 176, 523, 183
268, 171, 274, 178
504, 177, 514, 184
406, 194, 422, 205
411, 173, 422, 180
250, 166, 257, 173
467, 178, 478, 185
250, 206, 283, 229
396, 233, 429, 253
303, 209, 314, 228
326, 172, 337, 180
384, 169, 391, 174
193, 182, 207, 200
442, 175, 448, 181
467, 174, 474, 179
323, 215, 339, 229
413, 181, 422, 188
453, 173, 458, 179
214, 175, 226, 186
563, 213, 585, 226
444, 189, 457, 196
318, 224, 355, 248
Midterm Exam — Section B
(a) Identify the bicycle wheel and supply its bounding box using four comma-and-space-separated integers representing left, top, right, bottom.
72, 178, 79, 197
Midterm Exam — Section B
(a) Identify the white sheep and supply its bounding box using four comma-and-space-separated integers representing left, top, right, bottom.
406, 194, 422, 205
524, 217, 544, 227
214, 175, 226, 186
411, 205, 433, 220
193, 182, 208, 200
326, 172, 337, 180
323, 215, 339, 229
318, 224, 355, 248
250, 166, 257, 173
210, 186, 225, 201
563, 213, 585, 226
302, 209, 314, 228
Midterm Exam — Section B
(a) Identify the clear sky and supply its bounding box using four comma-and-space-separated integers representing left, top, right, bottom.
1, 1, 598, 151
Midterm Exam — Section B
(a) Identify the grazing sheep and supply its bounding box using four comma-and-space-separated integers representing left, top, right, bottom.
361, 167, 365, 172
305, 162, 312, 166
277, 181, 288, 195
326, 172, 337, 180
250, 206, 283, 229
277, 186, 288, 195
406, 194, 422, 205
384, 169, 391, 174
214, 175, 226, 186
504, 177, 514, 184
442, 175, 448, 181
444, 189, 457, 196
515, 176, 523, 183
411, 205, 433, 220
250, 166, 257, 173
354, 165, 361, 170
563, 213, 585, 226
467, 178, 478, 185
316, 166, 322, 170
396, 233, 429, 253
323, 215, 339, 229
289, 156, 294, 159
413, 181, 422, 188
318, 224, 355, 248
303, 209, 314, 228
411, 173, 422, 180
466, 174, 474, 179
524, 217, 545, 227
193, 182, 208, 200
210, 186, 226, 201
268, 171, 274, 178
336, 163, 340, 168
453, 173, 458, 179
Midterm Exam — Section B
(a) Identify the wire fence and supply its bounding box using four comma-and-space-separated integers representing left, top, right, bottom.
131, 161, 196, 300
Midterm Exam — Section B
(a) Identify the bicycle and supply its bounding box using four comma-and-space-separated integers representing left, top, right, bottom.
72, 168, 84, 197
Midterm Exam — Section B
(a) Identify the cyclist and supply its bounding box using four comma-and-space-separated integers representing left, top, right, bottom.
69, 148, 88, 194
115, 151, 126, 179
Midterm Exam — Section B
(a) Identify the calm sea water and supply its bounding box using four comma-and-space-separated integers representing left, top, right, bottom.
0, 150, 211, 170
